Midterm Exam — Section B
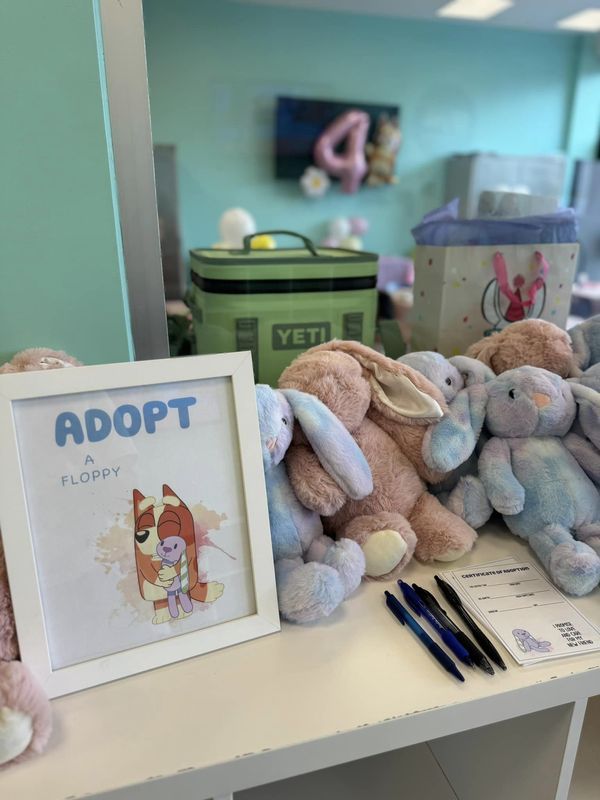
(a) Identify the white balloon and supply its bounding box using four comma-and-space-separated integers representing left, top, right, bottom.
329, 216, 351, 241
219, 208, 257, 249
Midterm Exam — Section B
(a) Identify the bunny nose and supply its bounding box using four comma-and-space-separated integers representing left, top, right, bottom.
266, 437, 276, 452
532, 393, 551, 409
162, 545, 172, 553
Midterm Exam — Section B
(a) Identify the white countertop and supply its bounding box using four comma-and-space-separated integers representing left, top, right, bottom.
3, 523, 600, 800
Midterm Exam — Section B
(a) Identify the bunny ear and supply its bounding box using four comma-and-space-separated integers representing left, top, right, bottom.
449, 356, 495, 385
465, 336, 500, 370
281, 388, 373, 500
422, 384, 488, 473
569, 324, 591, 371
569, 382, 600, 450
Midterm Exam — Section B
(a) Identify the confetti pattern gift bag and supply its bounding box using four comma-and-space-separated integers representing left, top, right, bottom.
410, 243, 578, 357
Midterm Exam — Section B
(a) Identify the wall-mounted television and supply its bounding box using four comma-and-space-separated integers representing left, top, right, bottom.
275, 96, 400, 180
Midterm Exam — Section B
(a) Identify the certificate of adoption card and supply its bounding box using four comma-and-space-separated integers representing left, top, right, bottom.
442, 559, 600, 665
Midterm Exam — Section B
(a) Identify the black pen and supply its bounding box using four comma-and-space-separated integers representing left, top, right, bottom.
434, 575, 507, 671
412, 583, 495, 676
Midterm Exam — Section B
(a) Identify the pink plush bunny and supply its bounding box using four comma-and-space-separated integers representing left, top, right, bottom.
0, 348, 79, 767
279, 341, 480, 579
0, 540, 51, 768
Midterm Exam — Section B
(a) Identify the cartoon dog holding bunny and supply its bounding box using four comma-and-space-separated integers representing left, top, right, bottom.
133, 484, 224, 623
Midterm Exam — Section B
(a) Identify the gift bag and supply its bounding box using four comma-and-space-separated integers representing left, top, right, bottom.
409, 200, 579, 356
410, 243, 578, 356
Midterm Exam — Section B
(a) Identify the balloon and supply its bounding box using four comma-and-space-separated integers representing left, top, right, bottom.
329, 216, 351, 241
250, 234, 276, 250
349, 216, 369, 236
219, 208, 256, 249
313, 110, 370, 194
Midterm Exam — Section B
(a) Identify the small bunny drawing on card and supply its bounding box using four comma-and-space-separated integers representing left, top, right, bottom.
513, 629, 552, 653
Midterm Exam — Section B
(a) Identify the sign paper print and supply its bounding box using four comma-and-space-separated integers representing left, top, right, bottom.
441, 557, 600, 665
12, 376, 256, 670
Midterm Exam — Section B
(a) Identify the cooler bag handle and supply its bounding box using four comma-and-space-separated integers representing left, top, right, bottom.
242, 230, 319, 257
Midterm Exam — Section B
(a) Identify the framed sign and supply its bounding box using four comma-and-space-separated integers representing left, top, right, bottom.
0, 352, 279, 697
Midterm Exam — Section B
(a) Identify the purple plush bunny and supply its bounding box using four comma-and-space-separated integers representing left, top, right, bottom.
479, 366, 600, 596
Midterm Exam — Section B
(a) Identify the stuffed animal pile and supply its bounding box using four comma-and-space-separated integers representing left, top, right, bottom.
254, 315, 600, 603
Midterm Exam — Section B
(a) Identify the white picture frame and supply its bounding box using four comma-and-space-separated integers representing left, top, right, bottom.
0, 352, 279, 698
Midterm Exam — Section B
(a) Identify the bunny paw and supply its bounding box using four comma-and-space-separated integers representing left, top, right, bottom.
490, 492, 525, 516
362, 530, 408, 578
276, 560, 345, 623
322, 538, 366, 597
446, 475, 492, 530
549, 542, 600, 596
0, 707, 33, 767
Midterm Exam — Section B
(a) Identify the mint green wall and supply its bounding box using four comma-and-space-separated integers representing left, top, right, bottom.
143, 0, 585, 262
0, 0, 133, 366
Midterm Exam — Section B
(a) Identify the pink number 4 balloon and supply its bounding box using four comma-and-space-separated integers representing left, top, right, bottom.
313, 110, 370, 194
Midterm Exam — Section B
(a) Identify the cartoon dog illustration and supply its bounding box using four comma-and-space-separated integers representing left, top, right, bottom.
133, 485, 224, 624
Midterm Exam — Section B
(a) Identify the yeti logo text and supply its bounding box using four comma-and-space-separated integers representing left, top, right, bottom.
55, 397, 197, 446
272, 323, 331, 350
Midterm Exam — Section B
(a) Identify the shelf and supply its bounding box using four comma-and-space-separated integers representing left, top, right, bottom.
3, 523, 600, 799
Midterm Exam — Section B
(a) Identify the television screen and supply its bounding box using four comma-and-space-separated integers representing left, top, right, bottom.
275, 96, 400, 180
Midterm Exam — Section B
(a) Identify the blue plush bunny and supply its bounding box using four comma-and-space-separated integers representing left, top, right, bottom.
569, 314, 600, 372
478, 366, 600, 596
397, 352, 493, 528
564, 367, 600, 486
255, 384, 371, 623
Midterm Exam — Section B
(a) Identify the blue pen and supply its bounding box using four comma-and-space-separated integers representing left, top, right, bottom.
384, 591, 465, 682
398, 580, 473, 667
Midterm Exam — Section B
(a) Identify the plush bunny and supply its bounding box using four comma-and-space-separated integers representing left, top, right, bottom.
569, 315, 600, 372
0, 541, 51, 768
0, 347, 81, 374
398, 352, 493, 529
256, 385, 369, 622
279, 341, 481, 580
466, 319, 577, 378
0, 348, 79, 766
563, 367, 600, 485
478, 366, 600, 596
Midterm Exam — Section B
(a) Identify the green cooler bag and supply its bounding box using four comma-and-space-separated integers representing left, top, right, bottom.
188, 230, 378, 385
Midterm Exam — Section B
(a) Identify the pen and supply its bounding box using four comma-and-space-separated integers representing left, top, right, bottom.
434, 575, 507, 671
412, 583, 495, 676
384, 591, 465, 682
398, 581, 473, 667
